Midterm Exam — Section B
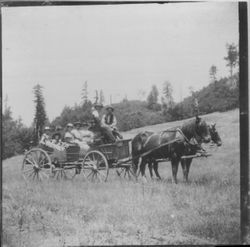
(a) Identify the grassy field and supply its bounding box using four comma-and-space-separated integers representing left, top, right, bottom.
2, 109, 240, 246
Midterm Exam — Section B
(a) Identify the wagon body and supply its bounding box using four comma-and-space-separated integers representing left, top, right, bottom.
38, 143, 81, 163
93, 139, 131, 163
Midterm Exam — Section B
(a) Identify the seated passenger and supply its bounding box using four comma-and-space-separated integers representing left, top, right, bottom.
71, 121, 83, 141
64, 123, 76, 145
70, 121, 91, 155
101, 105, 123, 140
51, 132, 69, 151
80, 121, 94, 145
40, 126, 52, 145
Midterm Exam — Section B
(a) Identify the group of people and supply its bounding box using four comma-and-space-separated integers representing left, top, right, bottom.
39, 104, 123, 155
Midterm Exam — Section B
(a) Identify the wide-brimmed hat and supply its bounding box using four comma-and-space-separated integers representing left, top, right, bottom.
74, 121, 81, 126
81, 121, 89, 126
67, 123, 74, 128
106, 105, 114, 111
52, 132, 62, 139
44, 126, 51, 131
55, 125, 62, 131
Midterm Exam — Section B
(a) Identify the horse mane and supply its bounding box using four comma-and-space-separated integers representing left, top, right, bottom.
180, 118, 197, 140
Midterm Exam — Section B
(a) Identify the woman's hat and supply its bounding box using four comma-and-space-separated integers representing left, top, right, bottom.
81, 121, 89, 126
106, 105, 114, 111
74, 121, 81, 126
67, 123, 74, 128
55, 125, 62, 131
52, 132, 62, 139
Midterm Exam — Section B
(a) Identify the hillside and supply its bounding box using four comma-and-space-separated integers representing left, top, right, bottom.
3, 109, 240, 246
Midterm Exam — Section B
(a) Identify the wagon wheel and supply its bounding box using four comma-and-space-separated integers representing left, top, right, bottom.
116, 165, 136, 180
82, 150, 109, 182
22, 148, 53, 181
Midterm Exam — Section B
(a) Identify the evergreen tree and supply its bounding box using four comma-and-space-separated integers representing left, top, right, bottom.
99, 90, 105, 105
81, 81, 88, 104
224, 43, 238, 78
147, 85, 159, 110
162, 81, 174, 109
33, 84, 47, 144
209, 65, 217, 82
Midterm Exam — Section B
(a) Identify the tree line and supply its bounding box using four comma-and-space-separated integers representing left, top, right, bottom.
2, 43, 239, 159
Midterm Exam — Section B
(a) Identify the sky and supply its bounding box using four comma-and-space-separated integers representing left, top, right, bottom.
2, 2, 239, 126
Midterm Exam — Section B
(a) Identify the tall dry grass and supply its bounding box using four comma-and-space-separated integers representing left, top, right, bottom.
3, 109, 240, 246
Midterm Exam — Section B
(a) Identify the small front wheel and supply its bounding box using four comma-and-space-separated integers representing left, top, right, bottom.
82, 150, 109, 182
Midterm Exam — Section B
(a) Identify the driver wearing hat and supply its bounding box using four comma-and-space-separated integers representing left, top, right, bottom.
101, 105, 123, 140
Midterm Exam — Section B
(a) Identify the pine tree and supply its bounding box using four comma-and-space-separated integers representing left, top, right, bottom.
99, 90, 105, 105
81, 81, 88, 104
224, 43, 238, 78
147, 85, 159, 110
33, 84, 47, 144
94, 90, 99, 104
209, 65, 217, 82
162, 81, 174, 109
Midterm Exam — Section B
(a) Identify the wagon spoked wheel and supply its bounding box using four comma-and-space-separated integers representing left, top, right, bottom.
22, 148, 53, 181
82, 150, 109, 182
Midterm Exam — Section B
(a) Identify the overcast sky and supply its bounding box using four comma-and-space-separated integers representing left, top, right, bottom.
2, 2, 238, 126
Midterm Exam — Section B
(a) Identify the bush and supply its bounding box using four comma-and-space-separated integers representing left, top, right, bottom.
2, 108, 34, 159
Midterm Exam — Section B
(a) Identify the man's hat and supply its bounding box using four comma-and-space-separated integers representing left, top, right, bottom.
74, 121, 81, 126
67, 123, 74, 128
106, 105, 114, 111
44, 126, 50, 131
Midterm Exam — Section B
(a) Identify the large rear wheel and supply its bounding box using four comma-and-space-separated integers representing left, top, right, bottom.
22, 148, 53, 181
82, 150, 109, 182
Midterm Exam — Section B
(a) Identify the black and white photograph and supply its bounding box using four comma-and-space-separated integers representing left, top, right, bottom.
2, 1, 245, 246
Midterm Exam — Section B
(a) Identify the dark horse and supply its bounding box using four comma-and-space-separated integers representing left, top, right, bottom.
131, 116, 211, 183
147, 122, 222, 182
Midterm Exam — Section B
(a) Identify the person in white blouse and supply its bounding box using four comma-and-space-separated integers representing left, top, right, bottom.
64, 123, 75, 144
71, 121, 92, 155
39, 126, 52, 145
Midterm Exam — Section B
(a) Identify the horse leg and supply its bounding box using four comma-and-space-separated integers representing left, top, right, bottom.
140, 159, 147, 182
171, 157, 180, 184
148, 161, 154, 179
181, 159, 188, 182
136, 157, 142, 178
186, 158, 193, 182
153, 161, 161, 180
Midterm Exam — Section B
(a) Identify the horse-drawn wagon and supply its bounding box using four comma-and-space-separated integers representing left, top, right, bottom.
21, 139, 135, 182
22, 116, 220, 183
